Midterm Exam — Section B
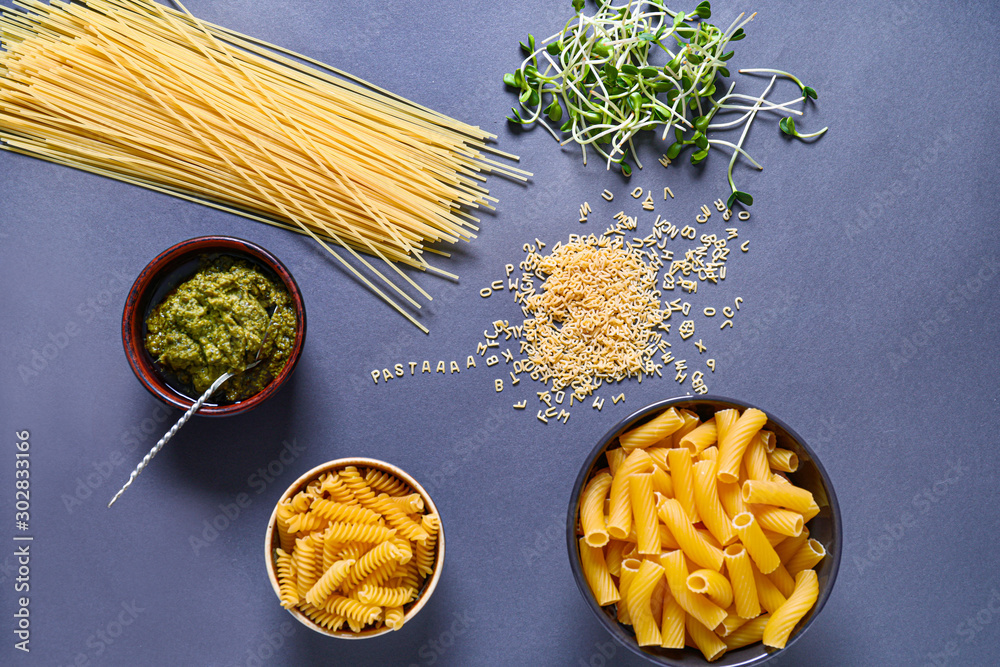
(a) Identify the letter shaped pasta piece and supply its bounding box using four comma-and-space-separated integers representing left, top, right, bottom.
741, 480, 815, 514
628, 474, 660, 555
723, 544, 760, 619
659, 550, 727, 631
619, 407, 684, 451
606, 448, 653, 540
668, 448, 699, 524
686, 615, 727, 662
579, 537, 620, 606
692, 460, 737, 547
679, 417, 718, 455
579, 470, 613, 547
657, 498, 723, 571
732, 512, 781, 574
762, 569, 819, 648
624, 559, 664, 647
717, 408, 768, 484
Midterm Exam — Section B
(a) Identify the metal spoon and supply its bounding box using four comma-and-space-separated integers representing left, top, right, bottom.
108, 307, 278, 508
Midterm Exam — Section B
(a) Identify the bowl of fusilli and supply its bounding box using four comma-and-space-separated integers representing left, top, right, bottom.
264, 457, 444, 638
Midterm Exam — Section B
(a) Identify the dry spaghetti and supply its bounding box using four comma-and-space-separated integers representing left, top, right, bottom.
0, 0, 527, 332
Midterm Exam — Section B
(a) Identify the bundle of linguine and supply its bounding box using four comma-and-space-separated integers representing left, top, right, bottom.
0, 0, 526, 332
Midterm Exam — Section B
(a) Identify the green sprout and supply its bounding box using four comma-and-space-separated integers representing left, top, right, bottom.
779, 116, 828, 140
502, 0, 827, 207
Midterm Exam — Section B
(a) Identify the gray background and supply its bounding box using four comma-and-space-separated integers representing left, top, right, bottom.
2, 0, 999, 665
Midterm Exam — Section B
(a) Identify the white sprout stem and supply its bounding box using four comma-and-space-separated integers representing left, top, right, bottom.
728, 75, 776, 191
708, 140, 763, 169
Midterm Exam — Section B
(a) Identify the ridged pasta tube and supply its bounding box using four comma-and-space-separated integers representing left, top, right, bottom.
628, 474, 660, 555
659, 550, 727, 631
686, 568, 734, 609
657, 498, 723, 571
762, 569, 818, 648
717, 408, 767, 484
786, 539, 826, 575
659, 586, 685, 649
724, 614, 770, 649
619, 407, 683, 451
741, 480, 815, 514
679, 417, 717, 454
732, 512, 781, 574
579, 537, 619, 606
668, 448, 699, 524
692, 460, 737, 547
751, 505, 804, 538
579, 470, 613, 547
723, 544, 760, 619
686, 615, 727, 662
743, 432, 771, 481
606, 448, 653, 539
623, 559, 664, 647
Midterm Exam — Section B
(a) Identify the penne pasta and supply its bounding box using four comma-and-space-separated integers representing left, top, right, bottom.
717, 408, 768, 484
620, 407, 684, 451
686, 615, 727, 662
767, 563, 797, 598
751, 505, 804, 538
743, 432, 771, 481
624, 560, 665, 646
579, 537, 620, 606
671, 409, 703, 447
724, 614, 770, 649
686, 568, 734, 609
732, 512, 781, 574
751, 563, 787, 613
717, 607, 750, 637
629, 474, 660, 555
580, 471, 613, 547
742, 480, 815, 514
657, 498, 724, 571
660, 585, 686, 648
607, 449, 653, 539
668, 448, 700, 524
767, 448, 799, 473
786, 538, 826, 575
650, 465, 674, 498
692, 460, 738, 546
723, 543, 760, 619
762, 570, 818, 649
679, 417, 718, 454
660, 550, 728, 631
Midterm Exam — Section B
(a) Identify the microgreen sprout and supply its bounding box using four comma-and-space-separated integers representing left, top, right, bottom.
503, 0, 827, 207
779, 116, 828, 140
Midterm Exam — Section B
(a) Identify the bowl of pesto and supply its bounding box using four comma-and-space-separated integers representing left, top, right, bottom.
123, 236, 306, 416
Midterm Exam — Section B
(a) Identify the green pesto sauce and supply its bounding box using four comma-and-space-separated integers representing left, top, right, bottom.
145, 257, 297, 403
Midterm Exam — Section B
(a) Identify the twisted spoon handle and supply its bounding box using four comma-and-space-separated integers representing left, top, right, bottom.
107, 369, 237, 508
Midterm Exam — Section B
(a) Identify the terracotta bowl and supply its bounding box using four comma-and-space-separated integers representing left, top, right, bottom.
122, 236, 306, 417
567, 395, 841, 666
264, 458, 445, 639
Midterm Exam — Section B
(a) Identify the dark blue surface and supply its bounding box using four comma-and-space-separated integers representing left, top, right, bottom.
2, 1, 999, 666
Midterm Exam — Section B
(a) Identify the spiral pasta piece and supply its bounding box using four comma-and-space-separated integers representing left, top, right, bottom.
414, 514, 439, 576
346, 541, 402, 589
288, 512, 328, 534
319, 473, 358, 505
387, 493, 425, 514
384, 607, 405, 631
364, 469, 412, 496
305, 558, 356, 607
275, 548, 299, 608
339, 467, 381, 510
370, 494, 429, 543
299, 603, 346, 632
311, 498, 382, 524
324, 522, 397, 545
358, 585, 416, 607
324, 595, 383, 625
293, 535, 320, 597
276, 501, 296, 553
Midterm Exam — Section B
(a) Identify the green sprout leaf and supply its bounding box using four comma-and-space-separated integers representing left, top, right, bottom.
693, 116, 710, 133
693, 131, 708, 149
546, 41, 563, 55
691, 148, 709, 164
735, 191, 753, 205
803, 85, 818, 100
621, 162, 632, 177
695, 1, 712, 19
572, 0, 585, 13
503, 73, 517, 88
779, 117, 796, 135
546, 101, 563, 122
730, 28, 745, 41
